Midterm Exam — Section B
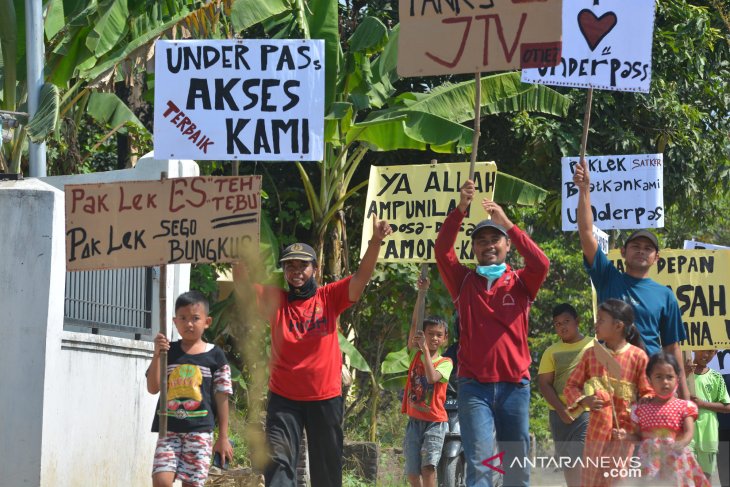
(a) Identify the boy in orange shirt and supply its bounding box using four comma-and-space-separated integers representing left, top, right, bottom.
402, 276, 453, 487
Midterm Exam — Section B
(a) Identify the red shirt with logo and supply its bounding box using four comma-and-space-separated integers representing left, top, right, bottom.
402, 350, 453, 422
435, 209, 549, 383
257, 276, 354, 401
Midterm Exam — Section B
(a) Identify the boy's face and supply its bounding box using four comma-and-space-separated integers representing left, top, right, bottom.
173, 302, 211, 343
553, 312, 580, 343
694, 349, 717, 366
423, 324, 447, 353
283, 259, 316, 287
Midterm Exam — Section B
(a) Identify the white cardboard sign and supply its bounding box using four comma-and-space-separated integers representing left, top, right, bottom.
562, 154, 664, 231
683, 240, 730, 251
522, 0, 655, 92
154, 39, 325, 161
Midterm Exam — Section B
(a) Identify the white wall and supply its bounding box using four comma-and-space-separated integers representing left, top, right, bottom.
0, 153, 199, 486
0, 178, 64, 486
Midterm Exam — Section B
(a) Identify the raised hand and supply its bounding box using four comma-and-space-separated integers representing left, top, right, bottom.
573, 159, 590, 191
458, 180, 476, 213
372, 215, 393, 242
481, 200, 513, 230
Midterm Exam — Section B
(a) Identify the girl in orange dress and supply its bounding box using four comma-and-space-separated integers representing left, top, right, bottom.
619, 351, 709, 486
564, 299, 653, 486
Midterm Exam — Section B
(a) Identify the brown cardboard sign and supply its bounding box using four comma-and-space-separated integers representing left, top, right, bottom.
65, 176, 261, 270
398, 0, 562, 77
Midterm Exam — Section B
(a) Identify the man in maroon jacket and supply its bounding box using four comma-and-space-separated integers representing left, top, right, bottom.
435, 180, 549, 487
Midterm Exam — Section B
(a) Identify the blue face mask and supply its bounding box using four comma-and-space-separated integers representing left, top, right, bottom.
476, 263, 507, 280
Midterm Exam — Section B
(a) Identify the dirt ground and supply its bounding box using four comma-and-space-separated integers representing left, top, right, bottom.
204, 446, 406, 486
205, 467, 263, 487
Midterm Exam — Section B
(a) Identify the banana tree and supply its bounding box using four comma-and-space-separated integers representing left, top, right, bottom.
235, 3, 570, 281
0, 0, 235, 173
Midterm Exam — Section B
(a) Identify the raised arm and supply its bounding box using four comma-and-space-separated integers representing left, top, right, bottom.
435, 182, 472, 299
483, 199, 549, 297
407, 276, 430, 351
574, 159, 599, 265
349, 216, 392, 302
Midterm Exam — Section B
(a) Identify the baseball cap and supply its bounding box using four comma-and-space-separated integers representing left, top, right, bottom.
279, 243, 317, 265
471, 219, 508, 239
623, 230, 659, 251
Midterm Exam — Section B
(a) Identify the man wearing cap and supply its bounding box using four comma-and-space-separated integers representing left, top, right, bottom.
435, 180, 549, 487
243, 218, 392, 487
573, 159, 689, 398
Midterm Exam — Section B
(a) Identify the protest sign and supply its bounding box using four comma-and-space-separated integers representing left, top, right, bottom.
360, 161, 497, 263
593, 225, 609, 254
522, 0, 655, 92
154, 39, 324, 161
684, 240, 729, 251
562, 154, 663, 231
66, 176, 261, 270
607, 249, 730, 350
397, 0, 562, 77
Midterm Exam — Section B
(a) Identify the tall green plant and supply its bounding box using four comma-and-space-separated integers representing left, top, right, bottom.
0, 0, 235, 172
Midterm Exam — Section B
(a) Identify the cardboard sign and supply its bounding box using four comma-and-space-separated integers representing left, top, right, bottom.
360, 161, 497, 263
684, 240, 729, 251
66, 176, 261, 270
607, 249, 730, 350
562, 154, 664, 231
154, 40, 324, 161
397, 0, 562, 77
592, 338, 622, 380
522, 0, 655, 92
593, 225, 609, 254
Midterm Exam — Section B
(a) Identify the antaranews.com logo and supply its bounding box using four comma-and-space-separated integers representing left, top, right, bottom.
482, 452, 642, 484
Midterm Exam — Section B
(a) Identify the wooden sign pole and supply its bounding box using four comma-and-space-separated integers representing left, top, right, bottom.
158, 172, 168, 437
415, 263, 430, 332
579, 88, 594, 162
469, 73, 482, 181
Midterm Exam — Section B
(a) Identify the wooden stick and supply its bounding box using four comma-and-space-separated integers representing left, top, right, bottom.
683, 350, 697, 397
415, 264, 430, 332
158, 172, 168, 437
579, 88, 594, 161
469, 72, 482, 181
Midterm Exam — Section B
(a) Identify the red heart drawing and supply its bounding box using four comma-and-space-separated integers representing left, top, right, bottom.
578, 9, 618, 51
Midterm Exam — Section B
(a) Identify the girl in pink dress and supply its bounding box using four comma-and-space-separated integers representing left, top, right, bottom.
618, 351, 709, 487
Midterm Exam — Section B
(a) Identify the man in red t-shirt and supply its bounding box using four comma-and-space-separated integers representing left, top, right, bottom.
252, 217, 391, 487
435, 181, 549, 487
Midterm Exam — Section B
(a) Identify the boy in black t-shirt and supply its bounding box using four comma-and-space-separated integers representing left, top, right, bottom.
146, 291, 233, 487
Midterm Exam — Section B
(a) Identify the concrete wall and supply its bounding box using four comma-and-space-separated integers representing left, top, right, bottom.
0, 153, 198, 486
0, 178, 64, 486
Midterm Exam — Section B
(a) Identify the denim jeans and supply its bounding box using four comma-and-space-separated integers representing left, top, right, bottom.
458, 377, 531, 487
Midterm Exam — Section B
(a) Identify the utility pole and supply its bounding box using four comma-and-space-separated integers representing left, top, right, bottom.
25, 0, 46, 177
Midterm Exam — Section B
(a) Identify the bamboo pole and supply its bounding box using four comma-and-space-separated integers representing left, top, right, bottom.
469, 73, 482, 181
158, 172, 168, 437
415, 263, 430, 332
579, 88, 594, 161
